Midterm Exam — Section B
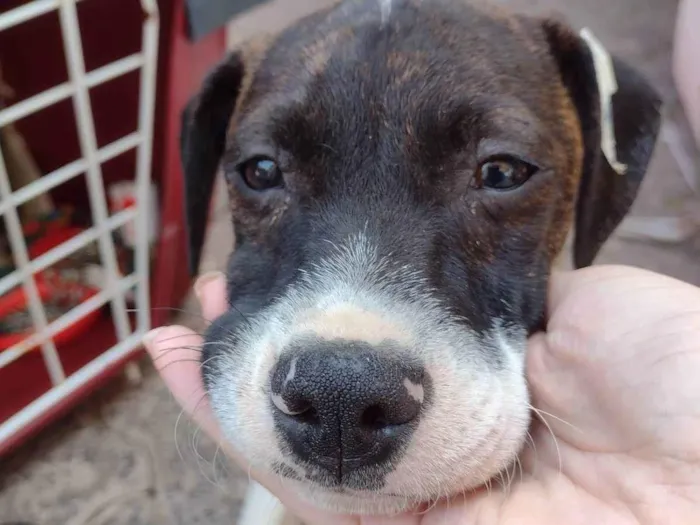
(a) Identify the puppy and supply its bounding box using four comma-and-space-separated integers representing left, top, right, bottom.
180, 0, 662, 522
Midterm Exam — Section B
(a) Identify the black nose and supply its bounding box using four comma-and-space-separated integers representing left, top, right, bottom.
269, 340, 428, 483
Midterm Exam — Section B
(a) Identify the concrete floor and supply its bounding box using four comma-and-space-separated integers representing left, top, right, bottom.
1, 0, 698, 523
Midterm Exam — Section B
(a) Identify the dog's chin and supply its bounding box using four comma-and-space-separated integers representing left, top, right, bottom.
282, 479, 421, 516
274, 448, 524, 517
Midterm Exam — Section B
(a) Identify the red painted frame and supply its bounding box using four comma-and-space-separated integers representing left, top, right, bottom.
150, 0, 227, 328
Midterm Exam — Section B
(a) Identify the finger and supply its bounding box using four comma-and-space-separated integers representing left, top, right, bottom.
193, 271, 228, 322
546, 264, 696, 318
525, 331, 581, 434
142, 325, 224, 443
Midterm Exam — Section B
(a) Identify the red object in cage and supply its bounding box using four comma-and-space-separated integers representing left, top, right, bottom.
0, 274, 100, 352
27, 226, 84, 259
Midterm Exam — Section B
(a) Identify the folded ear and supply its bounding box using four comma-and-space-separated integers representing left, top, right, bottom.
543, 20, 663, 268
180, 52, 244, 276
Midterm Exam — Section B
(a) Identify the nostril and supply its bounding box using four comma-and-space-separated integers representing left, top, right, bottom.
360, 404, 389, 430
271, 393, 320, 424
294, 405, 320, 424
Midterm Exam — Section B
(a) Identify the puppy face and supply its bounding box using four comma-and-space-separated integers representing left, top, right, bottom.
181, 0, 661, 515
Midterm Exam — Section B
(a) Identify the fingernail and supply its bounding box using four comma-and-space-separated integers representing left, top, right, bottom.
194, 271, 224, 299
142, 327, 166, 349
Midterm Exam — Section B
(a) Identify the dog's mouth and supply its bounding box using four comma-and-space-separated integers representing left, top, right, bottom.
271, 459, 419, 498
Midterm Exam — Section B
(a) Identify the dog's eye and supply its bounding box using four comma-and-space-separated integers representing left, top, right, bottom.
475, 157, 537, 190
240, 157, 283, 191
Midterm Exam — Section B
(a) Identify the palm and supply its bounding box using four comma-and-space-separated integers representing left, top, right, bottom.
414, 265, 700, 525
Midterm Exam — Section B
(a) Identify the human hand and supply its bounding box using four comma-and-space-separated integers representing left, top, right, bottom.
143, 266, 700, 524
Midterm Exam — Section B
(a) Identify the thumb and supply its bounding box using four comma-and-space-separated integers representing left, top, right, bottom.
193, 271, 228, 323
525, 328, 597, 453
142, 324, 226, 444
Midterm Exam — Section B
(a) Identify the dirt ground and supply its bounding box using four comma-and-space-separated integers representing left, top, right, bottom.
1, 0, 698, 523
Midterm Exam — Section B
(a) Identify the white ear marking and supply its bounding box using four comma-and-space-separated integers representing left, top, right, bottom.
579, 27, 628, 175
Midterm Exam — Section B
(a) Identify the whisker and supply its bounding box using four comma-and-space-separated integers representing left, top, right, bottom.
460, 486, 468, 513
150, 340, 227, 361
173, 387, 210, 467
212, 443, 226, 492
199, 354, 226, 373
531, 407, 563, 476
423, 494, 439, 514
319, 142, 339, 155
128, 306, 217, 327
151, 345, 202, 359
524, 429, 538, 476
517, 455, 524, 485
151, 332, 232, 347
156, 359, 206, 372
128, 306, 206, 318
180, 390, 229, 490
135, 304, 256, 323
221, 303, 253, 324
151, 348, 200, 363
189, 390, 213, 420
152, 332, 208, 344
174, 407, 187, 465
191, 422, 220, 488
131, 302, 253, 338
150, 341, 229, 363
496, 471, 505, 492
137, 303, 252, 327
504, 461, 513, 496
442, 479, 451, 515
530, 405, 581, 433
247, 464, 255, 485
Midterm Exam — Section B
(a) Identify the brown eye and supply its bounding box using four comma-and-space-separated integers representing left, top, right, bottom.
475, 158, 537, 190
240, 157, 283, 191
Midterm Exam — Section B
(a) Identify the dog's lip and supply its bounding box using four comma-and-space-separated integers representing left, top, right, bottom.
293, 480, 416, 499
324, 487, 415, 499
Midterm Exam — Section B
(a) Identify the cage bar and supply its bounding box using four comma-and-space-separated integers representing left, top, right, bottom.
0, 54, 144, 129
0, 150, 66, 386
58, 0, 132, 342
0, 132, 142, 216
0, 274, 139, 369
0, 0, 86, 33
0, 208, 137, 297
0, 331, 144, 447
133, 0, 159, 335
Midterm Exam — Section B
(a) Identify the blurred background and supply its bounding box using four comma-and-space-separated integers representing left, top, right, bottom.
0, 0, 698, 523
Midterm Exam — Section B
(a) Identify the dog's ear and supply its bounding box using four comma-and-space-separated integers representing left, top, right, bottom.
180, 52, 245, 276
543, 20, 663, 268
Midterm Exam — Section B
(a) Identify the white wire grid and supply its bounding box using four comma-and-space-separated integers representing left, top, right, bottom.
0, 0, 159, 447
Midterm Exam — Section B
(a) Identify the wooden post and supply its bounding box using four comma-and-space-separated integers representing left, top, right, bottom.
0, 63, 56, 224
